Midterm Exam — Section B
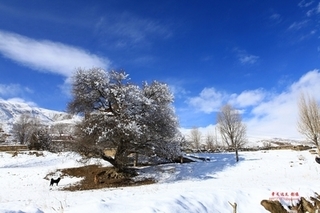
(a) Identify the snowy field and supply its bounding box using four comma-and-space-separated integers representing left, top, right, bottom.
1, 149, 320, 213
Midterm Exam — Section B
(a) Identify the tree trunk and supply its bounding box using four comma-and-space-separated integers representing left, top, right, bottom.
114, 141, 129, 170
99, 146, 123, 170
133, 152, 138, 167
101, 154, 117, 167
235, 148, 239, 162
100, 140, 130, 172
314, 136, 319, 154
228, 202, 237, 213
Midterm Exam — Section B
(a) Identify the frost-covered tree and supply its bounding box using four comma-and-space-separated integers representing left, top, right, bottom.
217, 104, 247, 162
68, 68, 181, 170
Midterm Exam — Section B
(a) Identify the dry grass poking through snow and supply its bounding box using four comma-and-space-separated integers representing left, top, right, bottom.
45, 165, 155, 191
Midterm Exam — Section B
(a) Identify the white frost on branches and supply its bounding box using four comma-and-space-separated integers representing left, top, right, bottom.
68, 68, 182, 166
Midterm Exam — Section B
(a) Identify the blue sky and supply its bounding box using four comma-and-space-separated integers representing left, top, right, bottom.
1, 0, 320, 140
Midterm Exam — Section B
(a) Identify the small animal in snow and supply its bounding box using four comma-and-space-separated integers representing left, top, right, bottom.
50, 177, 61, 186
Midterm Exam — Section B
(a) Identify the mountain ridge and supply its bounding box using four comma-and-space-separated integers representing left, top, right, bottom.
0, 99, 78, 133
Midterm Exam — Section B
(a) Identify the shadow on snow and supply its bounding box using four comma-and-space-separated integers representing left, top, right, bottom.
138, 152, 247, 183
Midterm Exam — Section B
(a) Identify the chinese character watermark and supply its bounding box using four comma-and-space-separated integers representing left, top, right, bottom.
269, 191, 300, 201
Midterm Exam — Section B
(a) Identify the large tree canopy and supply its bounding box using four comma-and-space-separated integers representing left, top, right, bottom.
68, 68, 181, 169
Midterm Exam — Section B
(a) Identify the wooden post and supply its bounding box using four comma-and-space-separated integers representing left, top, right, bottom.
228, 201, 237, 213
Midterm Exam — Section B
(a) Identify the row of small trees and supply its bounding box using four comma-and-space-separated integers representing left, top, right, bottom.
188, 127, 241, 152
187, 104, 247, 162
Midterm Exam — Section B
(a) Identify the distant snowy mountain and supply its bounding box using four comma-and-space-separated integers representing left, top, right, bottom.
0, 99, 80, 133
255, 137, 310, 148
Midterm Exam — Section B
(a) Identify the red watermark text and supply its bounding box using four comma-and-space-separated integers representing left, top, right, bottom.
269, 192, 300, 201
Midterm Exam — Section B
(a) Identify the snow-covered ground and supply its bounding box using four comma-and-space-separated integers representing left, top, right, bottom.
1, 149, 320, 213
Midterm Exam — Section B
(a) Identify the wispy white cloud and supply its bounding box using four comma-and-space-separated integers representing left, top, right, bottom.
268, 11, 282, 26
95, 12, 172, 48
288, 20, 309, 30
234, 48, 259, 65
270, 13, 281, 20
0, 83, 33, 98
0, 30, 110, 77
187, 88, 266, 114
187, 88, 227, 113
298, 0, 314, 8
0, 84, 36, 107
169, 84, 189, 99
306, 2, 320, 16
230, 89, 266, 108
239, 54, 259, 65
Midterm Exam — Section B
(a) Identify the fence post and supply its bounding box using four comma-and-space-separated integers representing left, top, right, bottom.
228, 201, 237, 213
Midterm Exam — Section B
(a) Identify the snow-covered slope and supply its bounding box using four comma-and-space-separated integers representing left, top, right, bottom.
0, 99, 79, 133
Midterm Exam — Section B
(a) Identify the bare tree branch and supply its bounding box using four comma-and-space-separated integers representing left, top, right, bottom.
297, 92, 320, 152
217, 104, 247, 162
189, 127, 202, 150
